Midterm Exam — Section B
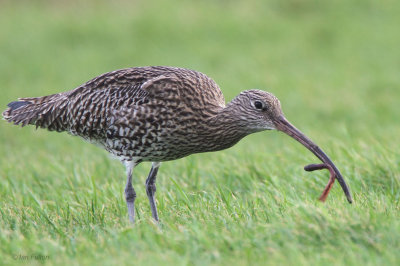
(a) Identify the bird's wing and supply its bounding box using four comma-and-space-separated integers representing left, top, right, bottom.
70, 66, 225, 110
63, 70, 185, 139
106, 75, 184, 139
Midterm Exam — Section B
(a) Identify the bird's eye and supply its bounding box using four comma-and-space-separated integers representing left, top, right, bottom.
254, 101, 263, 110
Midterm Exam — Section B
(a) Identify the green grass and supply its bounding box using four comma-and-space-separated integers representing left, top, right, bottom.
1, 0, 399, 265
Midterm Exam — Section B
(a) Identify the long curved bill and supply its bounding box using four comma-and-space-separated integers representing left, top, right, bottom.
274, 116, 353, 203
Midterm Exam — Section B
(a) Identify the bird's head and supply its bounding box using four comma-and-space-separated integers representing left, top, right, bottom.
229, 89, 353, 203
228, 90, 283, 131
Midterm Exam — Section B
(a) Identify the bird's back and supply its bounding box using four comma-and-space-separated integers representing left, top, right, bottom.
3, 66, 226, 161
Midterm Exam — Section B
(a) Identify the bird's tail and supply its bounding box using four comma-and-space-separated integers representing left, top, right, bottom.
2, 93, 68, 131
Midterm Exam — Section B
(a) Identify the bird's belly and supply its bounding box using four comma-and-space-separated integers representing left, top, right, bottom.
100, 131, 202, 162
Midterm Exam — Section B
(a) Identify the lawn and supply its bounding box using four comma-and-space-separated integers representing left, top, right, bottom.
0, 0, 399, 265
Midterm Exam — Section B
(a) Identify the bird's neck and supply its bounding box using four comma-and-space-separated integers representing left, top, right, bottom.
197, 104, 252, 152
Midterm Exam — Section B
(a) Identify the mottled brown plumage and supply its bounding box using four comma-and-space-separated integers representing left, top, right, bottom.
2, 66, 352, 223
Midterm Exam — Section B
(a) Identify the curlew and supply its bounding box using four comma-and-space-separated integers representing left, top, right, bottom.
2, 66, 352, 223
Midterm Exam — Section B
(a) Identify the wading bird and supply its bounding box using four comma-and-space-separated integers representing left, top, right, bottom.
2, 66, 352, 223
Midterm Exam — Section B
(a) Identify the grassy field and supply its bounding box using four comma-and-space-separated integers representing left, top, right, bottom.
1, 0, 399, 265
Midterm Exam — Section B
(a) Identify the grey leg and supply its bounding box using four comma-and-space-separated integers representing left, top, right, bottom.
145, 162, 161, 221
124, 161, 137, 223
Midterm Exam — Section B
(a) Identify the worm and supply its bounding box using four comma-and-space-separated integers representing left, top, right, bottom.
304, 163, 336, 202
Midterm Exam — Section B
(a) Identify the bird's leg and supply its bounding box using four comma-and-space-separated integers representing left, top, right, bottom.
145, 162, 161, 221
124, 161, 137, 223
